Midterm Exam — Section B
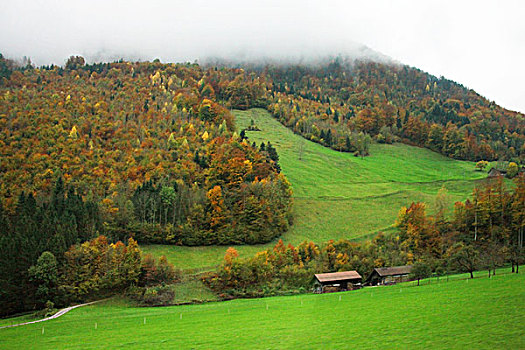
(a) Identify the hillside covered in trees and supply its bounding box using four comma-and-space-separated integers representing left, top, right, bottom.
2, 54, 523, 237
0, 54, 293, 316
0, 55, 292, 247
1, 53, 524, 316
238, 57, 523, 162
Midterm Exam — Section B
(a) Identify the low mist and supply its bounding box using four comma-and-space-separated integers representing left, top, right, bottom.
1, 0, 524, 112
0, 1, 390, 66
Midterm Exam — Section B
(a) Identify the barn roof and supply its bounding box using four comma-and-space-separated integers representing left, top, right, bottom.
315, 271, 362, 283
374, 265, 412, 277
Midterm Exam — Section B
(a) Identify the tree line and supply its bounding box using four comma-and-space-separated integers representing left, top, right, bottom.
0, 178, 179, 316
106, 170, 291, 246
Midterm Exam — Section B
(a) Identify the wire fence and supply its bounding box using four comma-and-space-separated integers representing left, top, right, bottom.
401, 265, 520, 288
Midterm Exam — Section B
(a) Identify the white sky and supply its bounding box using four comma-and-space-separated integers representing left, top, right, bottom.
1, 0, 524, 113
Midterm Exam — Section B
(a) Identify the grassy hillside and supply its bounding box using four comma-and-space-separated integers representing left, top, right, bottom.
237, 108, 488, 239
143, 108, 486, 269
1, 269, 522, 349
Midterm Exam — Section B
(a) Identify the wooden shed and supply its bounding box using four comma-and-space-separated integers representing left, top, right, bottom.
366, 265, 413, 286
314, 271, 362, 293
488, 167, 525, 178
488, 168, 506, 177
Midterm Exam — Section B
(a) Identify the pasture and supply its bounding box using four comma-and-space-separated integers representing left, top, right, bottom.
143, 109, 486, 269
1, 269, 522, 349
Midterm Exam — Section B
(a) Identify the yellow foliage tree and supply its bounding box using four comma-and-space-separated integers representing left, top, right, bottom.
69, 125, 78, 139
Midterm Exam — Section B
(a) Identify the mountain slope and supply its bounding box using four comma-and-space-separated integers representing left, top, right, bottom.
257, 58, 524, 163
1, 54, 518, 269
143, 108, 486, 269
0, 59, 291, 246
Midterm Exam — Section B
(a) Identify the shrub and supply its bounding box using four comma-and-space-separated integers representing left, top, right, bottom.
140, 254, 180, 286
128, 285, 175, 306
142, 285, 175, 306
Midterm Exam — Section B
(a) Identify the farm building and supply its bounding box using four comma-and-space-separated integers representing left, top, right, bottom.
314, 271, 362, 293
488, 166, 525, 178
366, 265, 413, 286
487, 168, 507, 177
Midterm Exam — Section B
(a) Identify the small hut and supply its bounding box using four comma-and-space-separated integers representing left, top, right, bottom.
314, 271, 362, 293
366, 265, 413, 286
488, 168, 506, 177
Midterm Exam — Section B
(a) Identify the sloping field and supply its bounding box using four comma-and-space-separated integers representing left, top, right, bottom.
1, 269, 522, 349
143, 109, 485, 269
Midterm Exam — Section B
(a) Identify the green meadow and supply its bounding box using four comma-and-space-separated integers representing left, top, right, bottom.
1, 269, 522, 349
143, 108, 486, 269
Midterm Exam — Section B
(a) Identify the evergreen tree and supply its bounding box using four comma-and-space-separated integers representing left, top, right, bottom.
0, 53, 13, 82
194, 151, 201, 166
333, 110, 339, 123
396, 117, 402, 129
345, 135, 352, 152
0, 179, 102, 316
266, 142, 281, 173
52, 177, 65, 215
326, 129, 332, 146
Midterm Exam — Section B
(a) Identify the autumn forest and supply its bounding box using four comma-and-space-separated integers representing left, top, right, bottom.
0, 53, 523, 317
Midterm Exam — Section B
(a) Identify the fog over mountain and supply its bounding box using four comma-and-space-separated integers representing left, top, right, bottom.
1, 0, 524, 112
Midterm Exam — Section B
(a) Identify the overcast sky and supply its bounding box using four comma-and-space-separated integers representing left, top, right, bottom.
1, 0, 524, 113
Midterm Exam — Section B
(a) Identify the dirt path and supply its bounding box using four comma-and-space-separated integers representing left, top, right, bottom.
0, 300, 102, 329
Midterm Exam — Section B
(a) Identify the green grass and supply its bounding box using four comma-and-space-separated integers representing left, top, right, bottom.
141, 244, 271, 271
1, 269, 522, 349
0, 313, 41, 328
143, 108, 487, 269
172, 276, 218, 304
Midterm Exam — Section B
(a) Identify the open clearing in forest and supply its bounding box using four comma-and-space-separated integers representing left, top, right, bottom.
144, 108, 485, 269
1, 268, 522, 349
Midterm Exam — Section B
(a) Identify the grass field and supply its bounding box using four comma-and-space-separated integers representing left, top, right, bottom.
143, 108, 487, 269
1, 269, 522, 349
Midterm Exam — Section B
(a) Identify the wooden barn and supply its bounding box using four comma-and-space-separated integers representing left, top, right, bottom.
314, 271, 362, 293
366, 265, 413, 286
488, 168, 507, 177
488, 166, 525, 178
